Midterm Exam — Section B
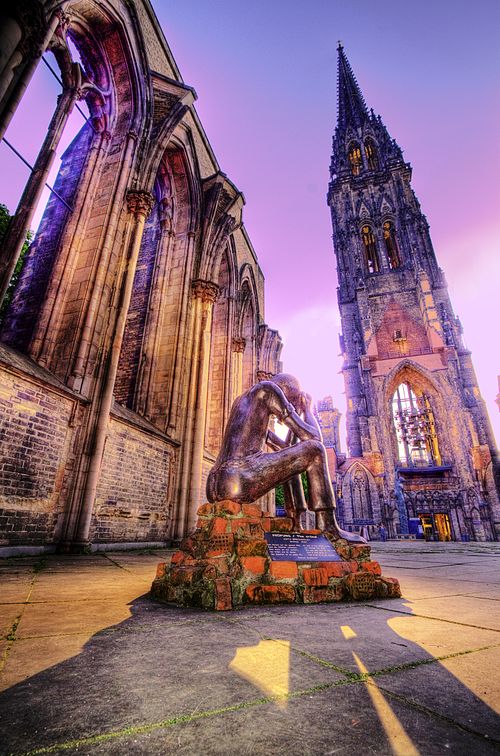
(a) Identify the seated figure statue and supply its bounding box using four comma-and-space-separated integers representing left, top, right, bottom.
206, 373, 365, 542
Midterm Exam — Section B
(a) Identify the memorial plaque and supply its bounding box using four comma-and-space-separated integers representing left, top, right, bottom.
265, 532, 341, 562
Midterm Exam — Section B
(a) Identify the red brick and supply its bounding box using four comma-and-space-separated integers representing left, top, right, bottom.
155, 561, 167, 578
245, 584, 296, 604
236, 539, 269, 557
205, 557, 230, 575
241, 556, 267, 575
303, 567, 329, 587
242, 503, 263, 518
210, 517, 229, 535
361, 561, 382, 576
376, 576, 401, 598
215, 500, 241, 516
317, 561, 354, 578
269, 561, 298, 580
169, 566, 197, 586
230, 518, 260, 535
197, 503, 214, 516
270, 517, 294, 532
350, 544, 372, 561
303, 585, 343, 604
301, 529, 321, 535
215, 578, 232, 610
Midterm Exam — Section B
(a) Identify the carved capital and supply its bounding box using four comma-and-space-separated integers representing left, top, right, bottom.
127, 190, 155, 219
232, 337, 246, 353
192, 279, 219, 304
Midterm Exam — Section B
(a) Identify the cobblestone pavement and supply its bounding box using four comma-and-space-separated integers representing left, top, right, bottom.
1, 542, 499, 755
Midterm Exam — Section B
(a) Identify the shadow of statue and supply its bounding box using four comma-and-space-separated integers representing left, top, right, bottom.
0, 594, 499, 754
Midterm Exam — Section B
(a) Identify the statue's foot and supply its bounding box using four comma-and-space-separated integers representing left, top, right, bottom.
316, 510, 367, 543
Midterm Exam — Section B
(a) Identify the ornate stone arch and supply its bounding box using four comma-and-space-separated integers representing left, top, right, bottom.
0, 0, 148, 364
383, 360, 447, 468
237, 267, 259, 392
341, 462, 379, 524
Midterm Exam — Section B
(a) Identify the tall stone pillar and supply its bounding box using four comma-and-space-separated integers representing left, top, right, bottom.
0, 78, 80, 305
0, 9, 66, 141
67, 189, 154, 548
174, 279, 218, 540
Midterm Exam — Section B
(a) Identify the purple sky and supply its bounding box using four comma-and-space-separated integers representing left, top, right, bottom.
1, 0, 499, 447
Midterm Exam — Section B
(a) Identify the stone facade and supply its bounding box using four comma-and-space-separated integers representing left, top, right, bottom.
0, 0, 282, 552
324, 45, 500, 542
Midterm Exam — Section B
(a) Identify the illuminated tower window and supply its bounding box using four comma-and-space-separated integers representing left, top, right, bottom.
391, 382, 441, 467
383, 220, 401, 269
364, 139, 378, 170
361, 224, 380, 273
348, 143, 362, 176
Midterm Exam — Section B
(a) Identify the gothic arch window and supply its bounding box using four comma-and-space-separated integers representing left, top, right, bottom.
364, 139, 378, 171
348, 143, 362, 176
361, 224, 380, 273
351, 467, 373, 521
383, 220, 402, 269
391, 382, 441, 467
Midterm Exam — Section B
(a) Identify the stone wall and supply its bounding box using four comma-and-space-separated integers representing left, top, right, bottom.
92, 416, 174, 544
0, 361, 76, 546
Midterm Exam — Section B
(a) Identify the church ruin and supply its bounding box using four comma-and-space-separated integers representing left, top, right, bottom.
0, 0, 282, 552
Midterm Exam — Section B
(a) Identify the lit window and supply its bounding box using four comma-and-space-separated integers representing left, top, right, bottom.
383, 220, 401, 269
391, 382, 441, 467
348, 143, 362, 176
361, 225, 380, 273
364, 139, 378, 170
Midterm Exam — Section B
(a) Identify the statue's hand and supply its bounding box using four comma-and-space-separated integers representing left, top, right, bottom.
302, 392, 312, 411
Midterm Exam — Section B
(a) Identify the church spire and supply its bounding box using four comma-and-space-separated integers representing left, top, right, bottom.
337, 43, 368, 131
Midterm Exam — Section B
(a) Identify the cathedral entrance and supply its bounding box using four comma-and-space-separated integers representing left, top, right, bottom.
418, 513, 452, 541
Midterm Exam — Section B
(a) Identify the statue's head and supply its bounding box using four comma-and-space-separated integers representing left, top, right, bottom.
270, 373, 302, 410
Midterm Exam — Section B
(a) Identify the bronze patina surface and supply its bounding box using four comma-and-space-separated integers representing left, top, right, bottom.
207, 373, 365, 543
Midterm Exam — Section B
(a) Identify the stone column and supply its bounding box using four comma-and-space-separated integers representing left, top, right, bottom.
174, 279, 218, 539
71, 190, 154, 547
0, 9, 66, 141
69, 131, 138, 393
0, 80, 80, 305
135, 196, 174, 417
232, 337, 246, 401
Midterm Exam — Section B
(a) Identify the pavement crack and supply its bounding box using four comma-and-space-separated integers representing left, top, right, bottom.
0, 559, 46, 678
372, 681, 500, 746
363, 603, 500, 633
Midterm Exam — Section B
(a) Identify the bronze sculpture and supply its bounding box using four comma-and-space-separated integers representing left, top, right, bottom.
207, 374, 365, 542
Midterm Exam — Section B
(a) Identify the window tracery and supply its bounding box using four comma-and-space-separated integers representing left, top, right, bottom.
348, 143, 362, 176
364, 139, 378, 170
383, 220, 401, 269
361, 224, 380, 273
391, 382, 441, 467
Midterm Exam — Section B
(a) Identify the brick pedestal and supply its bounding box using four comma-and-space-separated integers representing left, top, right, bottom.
151, 501, 401, 610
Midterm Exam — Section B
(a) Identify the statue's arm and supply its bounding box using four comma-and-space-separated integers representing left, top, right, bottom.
266, 430, 288, 450
260, 382, 321, 443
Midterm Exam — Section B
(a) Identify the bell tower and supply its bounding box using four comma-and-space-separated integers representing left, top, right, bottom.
328, 44, 500, 541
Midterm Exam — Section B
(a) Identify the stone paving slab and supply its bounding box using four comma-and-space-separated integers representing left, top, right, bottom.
0, 543, 499, 755
0, 602, 340, 754
70, 679, 499, 756
374, 645, 500, 742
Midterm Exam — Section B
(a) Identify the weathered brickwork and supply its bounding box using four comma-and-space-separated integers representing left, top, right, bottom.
93, 418, 173, 543
0, 366, 75, 545
326, 46, 500, 541
0, 0, 283, 551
